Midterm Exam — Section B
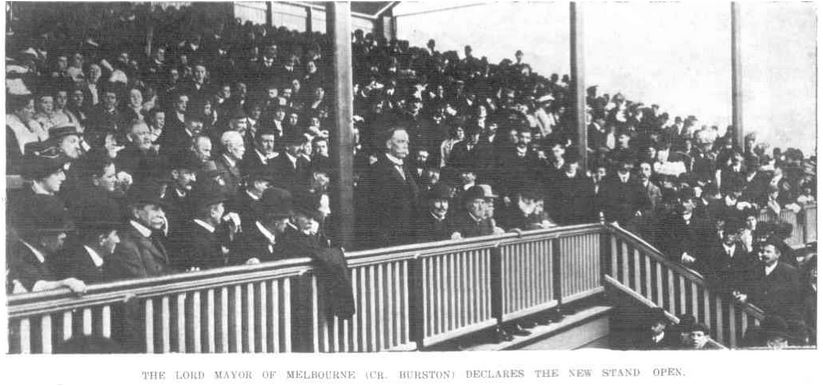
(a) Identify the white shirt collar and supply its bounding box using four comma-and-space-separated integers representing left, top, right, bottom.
246, 190, 261, 201
83, 245, 105, 267
130, 220, 153, 238
285, 152, 298, 166
222, 153, 236, 168
21, 240, 46, 263
765, 263, 778, 276
256, 221, 277, 245
193, 219, 216, 233
386, 153, 404, 166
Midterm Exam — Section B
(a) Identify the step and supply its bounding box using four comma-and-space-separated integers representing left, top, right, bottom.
463, 305, 613, 351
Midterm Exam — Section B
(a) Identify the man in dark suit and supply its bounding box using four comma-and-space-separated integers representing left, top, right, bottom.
229, 167, 273, 228
7, 194, 86, 294
170, 180, 238, 270
368, 125, 420, 247
233, 187, 294, 264
702, 221, 758, 293
241, 127, 278, 173
656, 193, 712, 268
597, 157, 650, 228
548, 152, 596, 225
270, 131, 311, 192
735, 238, 803, 321
52, 196, 121, 285
106, 181, 175, 279
116, 120, 166, 182
413, 183, 453, 243
86, 85, 125, 139
214, 130, 245, 197
448, 185, 497, 239
159, 114, 202, 159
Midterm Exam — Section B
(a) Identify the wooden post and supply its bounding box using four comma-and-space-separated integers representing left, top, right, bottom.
326, 2, 355, 250
570, 2, 588, 170
731, 2, 744, 148
266, 2, 273, 27
306, 6, 313, 33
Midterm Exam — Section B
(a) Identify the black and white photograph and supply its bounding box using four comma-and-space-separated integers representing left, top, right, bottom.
1, 0, 820, 380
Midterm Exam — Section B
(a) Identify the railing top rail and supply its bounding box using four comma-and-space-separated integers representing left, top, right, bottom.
8, 223, 604, 314
607, 224, 767, 321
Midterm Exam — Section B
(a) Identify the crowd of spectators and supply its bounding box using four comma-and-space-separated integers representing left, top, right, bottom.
5, 3, 817, 348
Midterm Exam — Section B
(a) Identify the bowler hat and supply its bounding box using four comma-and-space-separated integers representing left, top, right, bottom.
425, 183, 453, 202
246, 166, 275, 183
190, 180, 228, 210
292, 190, 323, 220
127, 181, 167, 208
463, 185, 496, 203
260, 187, 294, 219
73, 195, 123, 235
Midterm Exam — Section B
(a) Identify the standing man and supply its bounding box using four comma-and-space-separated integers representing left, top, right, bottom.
370, 124, 419, 247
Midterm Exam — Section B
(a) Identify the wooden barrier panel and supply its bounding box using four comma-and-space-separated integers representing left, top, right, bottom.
498, 235, 556, 322
803, 204, 816, 243
557, 231, 604, 303
606, 225, 765, 348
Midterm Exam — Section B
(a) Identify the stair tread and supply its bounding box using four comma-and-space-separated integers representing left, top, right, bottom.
462, 305, 613, 351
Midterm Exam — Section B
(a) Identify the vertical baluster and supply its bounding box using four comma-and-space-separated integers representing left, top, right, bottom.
654, 261, 663, 305
715, 296, 725, 346
632, 249, 642, 293
376, 262, 385, 350
100, 306, 111, 338
461, 253, 469, 328
40, 315, 52, 354
610, 236, 618, 277
501, 247, 509, 316
678, 276, 687, 315
402, 260, 410, 345
206, 289, 215, 353
161, 296, 171, 353
219, 287, 229, 353
82, 308, 93, 336
333, 315, 341, 352
547, 241, 554, 302
422, 259, 430, 339
621, 243, 630, 286
144, 300, 154, 353
258, 282, 267, 353
62, 311, 73, 342
644, 255, 652, 300
702, 288, 711, 330
740, 311, 749, 345
437, 255, 446, 334
387, 262, 397, 348
283, 278, 292, 352
233, 285, 242, 352
246, 283, 255, 353
176, 294, 186, 353
728, 302, 738, 347
483, 249, 491, 319
271, 281, 280, 353
690, 282, 699, 319
530, 242, 537, 308
448, 253, 456, 330
666, 270, 676, 315
369, 265, 377, 351
19, 318, 31, 354
310, 275, 321, 352
191, 292, 201, 353
350, 268, 359, 351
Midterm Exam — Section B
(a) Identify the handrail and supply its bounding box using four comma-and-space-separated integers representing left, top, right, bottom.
7, 224, 603, 316
607, 224, 767, 322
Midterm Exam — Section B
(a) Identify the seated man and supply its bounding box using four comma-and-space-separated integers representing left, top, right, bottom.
52, 197, 121, 284
449, 185, 500, 239
413, 183, 453, 243
7, 195, 86, 294
734, 238, 803, 321
233, 188, 294, 263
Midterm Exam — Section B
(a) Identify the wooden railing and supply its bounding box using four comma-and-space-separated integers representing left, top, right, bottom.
757, 204, 817, 247
10, 205, 816, 353
604, 224, 765, 348
7, 224, 606, 354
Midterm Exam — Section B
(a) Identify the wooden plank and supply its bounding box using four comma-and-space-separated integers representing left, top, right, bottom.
666, 270, 675, 314
633, 249, 642, 293
144, 300, 154, 353
246, 283, 255, 353
644, 255, 652, 300
621, 242, 630, 285
678, 276, 686, 315
258, 282, 267, 353
101, 306, 111, 338
283, 278, 292, 352
176, 294, 186, 353
83, 308, 93, 336
62, 311, 73, 342
41, 315, 52, 354
233, 285, 242, 352
19, 318, 31, 354
162, 296, 171, 353
206, 289, 215, 353
402, 260, 410, 345
655, 262, 664, 306
219, 287, 229, 353
271, 281, 280, 353
369, 264, 378, 351
191, 292, 201, 353
610, 236, 618, 277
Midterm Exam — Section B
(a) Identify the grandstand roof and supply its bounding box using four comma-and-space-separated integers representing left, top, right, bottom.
288, 1, 398, 19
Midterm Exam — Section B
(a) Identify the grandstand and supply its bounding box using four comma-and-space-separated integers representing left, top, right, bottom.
4, 1, 817, 355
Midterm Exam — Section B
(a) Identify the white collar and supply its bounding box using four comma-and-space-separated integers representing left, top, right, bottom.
194, 219, 216, 233
386, 153, 404, 166
724, 243, 736, 255
31, 182, 54, 196
765, 263, 778, 276
285, 152, 298, 165
21, 240, 46, 263
468, 212, 484, 223
83, 245, 105, 267
130, 220, 153, 238
256, 221, 277, 245
222, 153, 236, 167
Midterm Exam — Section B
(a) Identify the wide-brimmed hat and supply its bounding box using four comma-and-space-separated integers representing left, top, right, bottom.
190, 180, 228, 210
463, 184, 497, 203
48, 122, 82, 140
126, 181, 168, 208
292, 190, 323, 220
19, 147, 70, 180
425, 183, 453, 201
15, 195, 76, 235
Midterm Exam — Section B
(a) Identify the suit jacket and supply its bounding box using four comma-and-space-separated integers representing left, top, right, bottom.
598, 174, 650, 226
549, 172, 596, 225
369, 153, 419, 247
170, 221, 228, 270
50, 242, 109, 284
215, 154, 243, 197
270, 153, 310, 192
106, 224, 174, 280
640, 180, 663, 212
748, 262, 802, 320
655, 213, 712, 263
413, 210, 452, 243
449, 210, 494, 239
232, 222, 287, 263
703, 241, 758, 293
7, 240, 58, 291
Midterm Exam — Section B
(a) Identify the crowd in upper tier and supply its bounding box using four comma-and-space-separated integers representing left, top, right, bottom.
5, 3, 817, 347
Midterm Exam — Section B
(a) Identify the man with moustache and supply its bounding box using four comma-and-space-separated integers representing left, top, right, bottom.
369, 124, 419, 247
413, 183, 453, 243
